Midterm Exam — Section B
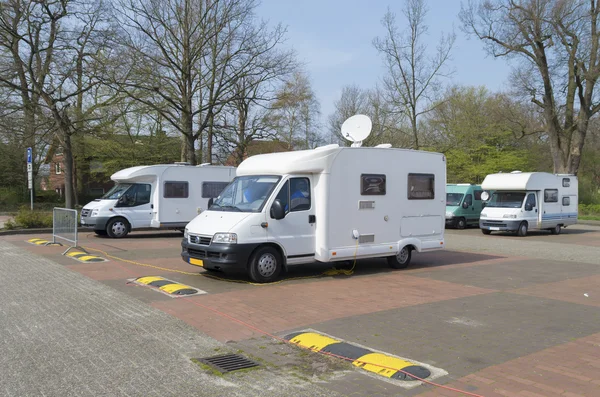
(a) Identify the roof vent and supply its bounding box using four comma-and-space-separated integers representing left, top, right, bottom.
198, 163, 212, 167
375, 144, 392, 148
174, 162, 190, 165
511, 170, 522, 174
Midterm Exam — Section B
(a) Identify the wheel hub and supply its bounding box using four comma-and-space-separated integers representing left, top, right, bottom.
257, 253, 276, 277
397, 248, 409, 264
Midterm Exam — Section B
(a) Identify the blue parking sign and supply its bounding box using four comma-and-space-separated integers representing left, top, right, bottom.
27, 147, 32, 163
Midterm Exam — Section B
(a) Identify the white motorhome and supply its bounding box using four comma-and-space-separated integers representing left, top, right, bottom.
80, 163, 236, 238
479, 171, 578, 236
181, 116, 446, 283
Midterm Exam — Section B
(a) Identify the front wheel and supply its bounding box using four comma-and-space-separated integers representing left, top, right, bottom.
517, 222, 528, 237
481, 229, 492, 235
106, 217, 129, 238
456, 217, 466, 229
248, 246, 282, 283
388, 246, 412, 269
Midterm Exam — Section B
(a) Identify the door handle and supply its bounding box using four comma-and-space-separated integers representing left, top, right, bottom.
309, 215, 316, 224
151, 204, 154, 209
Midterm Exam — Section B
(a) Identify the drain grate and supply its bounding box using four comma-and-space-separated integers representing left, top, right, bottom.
197, 354, 259, 373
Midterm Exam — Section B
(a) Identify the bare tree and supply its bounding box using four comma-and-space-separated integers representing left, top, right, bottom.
0, 0, 117, 208
461, 0, 600, 175
373, 1, 455, 149
114, 0, 289, 165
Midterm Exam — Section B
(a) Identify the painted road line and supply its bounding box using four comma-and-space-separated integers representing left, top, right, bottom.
132, 276, 206, 297
65, 251, 107, 263
284, 330, 447, 388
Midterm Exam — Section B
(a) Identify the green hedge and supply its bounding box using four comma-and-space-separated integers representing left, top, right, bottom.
579, 204, 600, 216
9, 208, 53, 229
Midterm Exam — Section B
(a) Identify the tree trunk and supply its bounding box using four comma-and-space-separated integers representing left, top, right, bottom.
183, 110, 196, 165
63, 132, 74, 209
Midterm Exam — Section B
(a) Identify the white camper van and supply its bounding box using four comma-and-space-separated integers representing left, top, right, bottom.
479, 171, 578, 236
181, 116, 446, 283
80, 163, 236, 238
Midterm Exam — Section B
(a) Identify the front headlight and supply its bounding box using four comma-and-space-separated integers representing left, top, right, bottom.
445, 211, 453, 218
213, 232, 237, 244
503, 214, 517, 219
480, 213, 487, 218
183, 228, 189, 239
91, 209, 99, 217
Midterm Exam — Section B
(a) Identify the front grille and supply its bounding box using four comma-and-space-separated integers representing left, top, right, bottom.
482, 221, 507, 227
189, 235, 212, 245
188, 249, 221, 259
81, 209, 90, 217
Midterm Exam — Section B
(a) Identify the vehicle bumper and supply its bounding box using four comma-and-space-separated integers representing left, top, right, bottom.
80, 216, 110, 231
181, 239, 259, 272
445, 217, 457, 227
479, 219, 521, 231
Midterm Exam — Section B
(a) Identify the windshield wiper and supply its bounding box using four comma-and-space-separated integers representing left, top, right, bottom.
219, 205, 242, 212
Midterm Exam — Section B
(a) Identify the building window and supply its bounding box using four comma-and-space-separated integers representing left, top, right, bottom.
55, 163, 62, 174
544, 189, 558, 203
164, 181, 189, 198
562, 178, 570, 187
202, 181, 229, 198
562, 196, 570, 206
408, 173, 435, 200
361, 174, 386, 195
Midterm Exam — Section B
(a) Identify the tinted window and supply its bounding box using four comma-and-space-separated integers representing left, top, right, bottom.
118, 184, 151, 207
408, 174, 435, 200
562, 178, 570, 187
274, 181, 290, 215
361, 174, 386, 195
202, 181, 229, 198
525, 193, 536, 208
562, 196, 570, 206
474, 190, 483, 200
290, 178, 311, 211
544, 189, 558, 203
464, 194, 473, 207
164, 182, 188, 198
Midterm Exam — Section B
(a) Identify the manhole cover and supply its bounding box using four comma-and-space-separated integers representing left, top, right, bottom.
197, 354, 259, 373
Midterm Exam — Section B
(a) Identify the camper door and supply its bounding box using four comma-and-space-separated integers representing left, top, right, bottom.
266, 176, 316, 263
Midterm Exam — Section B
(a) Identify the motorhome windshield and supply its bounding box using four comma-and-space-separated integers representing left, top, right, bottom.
211, 175, 281, 213
101, 183, 133, 199
446, 193, 464, 206
486, 192, 526, 208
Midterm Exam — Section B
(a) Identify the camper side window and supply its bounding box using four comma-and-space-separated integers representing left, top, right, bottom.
164, 182, 189, 198
562, 196, 570, 206
408, 174, 435, 200
562, 178, 570, 187
202, 182, 229, 198
544, 189, 558, 203
360, 174, 386, 195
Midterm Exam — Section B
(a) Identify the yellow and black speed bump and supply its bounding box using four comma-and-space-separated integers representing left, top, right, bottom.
27, 238, 51, 246
65, 250, 107, 263
284, 331, 435, 382
133, 276, 206, 297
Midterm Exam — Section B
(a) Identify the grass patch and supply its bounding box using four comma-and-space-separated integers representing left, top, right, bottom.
579, 215, 600, 221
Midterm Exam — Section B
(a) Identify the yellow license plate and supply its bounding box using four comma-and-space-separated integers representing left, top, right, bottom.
189, 258, 204, 267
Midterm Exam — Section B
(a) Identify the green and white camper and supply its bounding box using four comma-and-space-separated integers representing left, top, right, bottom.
445, 184, 487, 229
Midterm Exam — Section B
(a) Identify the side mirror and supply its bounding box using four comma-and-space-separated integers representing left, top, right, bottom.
208, 197, 214, 208
462, 201, 469, 209
270, 199, 285, 220
525, 204, 532, 211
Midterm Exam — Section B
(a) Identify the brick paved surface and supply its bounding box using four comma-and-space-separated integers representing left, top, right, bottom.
3, 224, 600, 396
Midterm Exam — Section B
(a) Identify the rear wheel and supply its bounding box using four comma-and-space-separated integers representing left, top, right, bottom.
248, 246, 282, 283
456, 217, 466, 229
106, 217, 129, 238
517, 222, 528, 237
550, 225, 561, 235
388, 246, 412, 269
481, 229, 492, 235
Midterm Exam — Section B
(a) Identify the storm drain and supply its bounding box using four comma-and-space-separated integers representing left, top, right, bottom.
197, 354, 259, 374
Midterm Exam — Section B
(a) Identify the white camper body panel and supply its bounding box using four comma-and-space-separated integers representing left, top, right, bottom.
480, 172, 578, 233
187, 145, 446, 267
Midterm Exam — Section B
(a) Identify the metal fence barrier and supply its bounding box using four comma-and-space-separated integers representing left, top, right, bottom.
52, 208, 78, 255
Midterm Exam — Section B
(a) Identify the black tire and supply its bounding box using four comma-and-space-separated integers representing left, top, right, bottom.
248, 246, 282, 283
517, 222, 528, 237
387, 246, 412, 269
94, 230, 107, 236
456, 217, 466, 229
106, 217, 129, 238
481, 229, 492, 235
550, 225, 561, 235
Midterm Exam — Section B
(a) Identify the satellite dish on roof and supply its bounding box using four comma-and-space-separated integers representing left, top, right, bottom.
341, 115, 372, 147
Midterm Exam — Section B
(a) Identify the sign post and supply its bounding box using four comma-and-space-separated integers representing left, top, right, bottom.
27, 147, 33, 210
